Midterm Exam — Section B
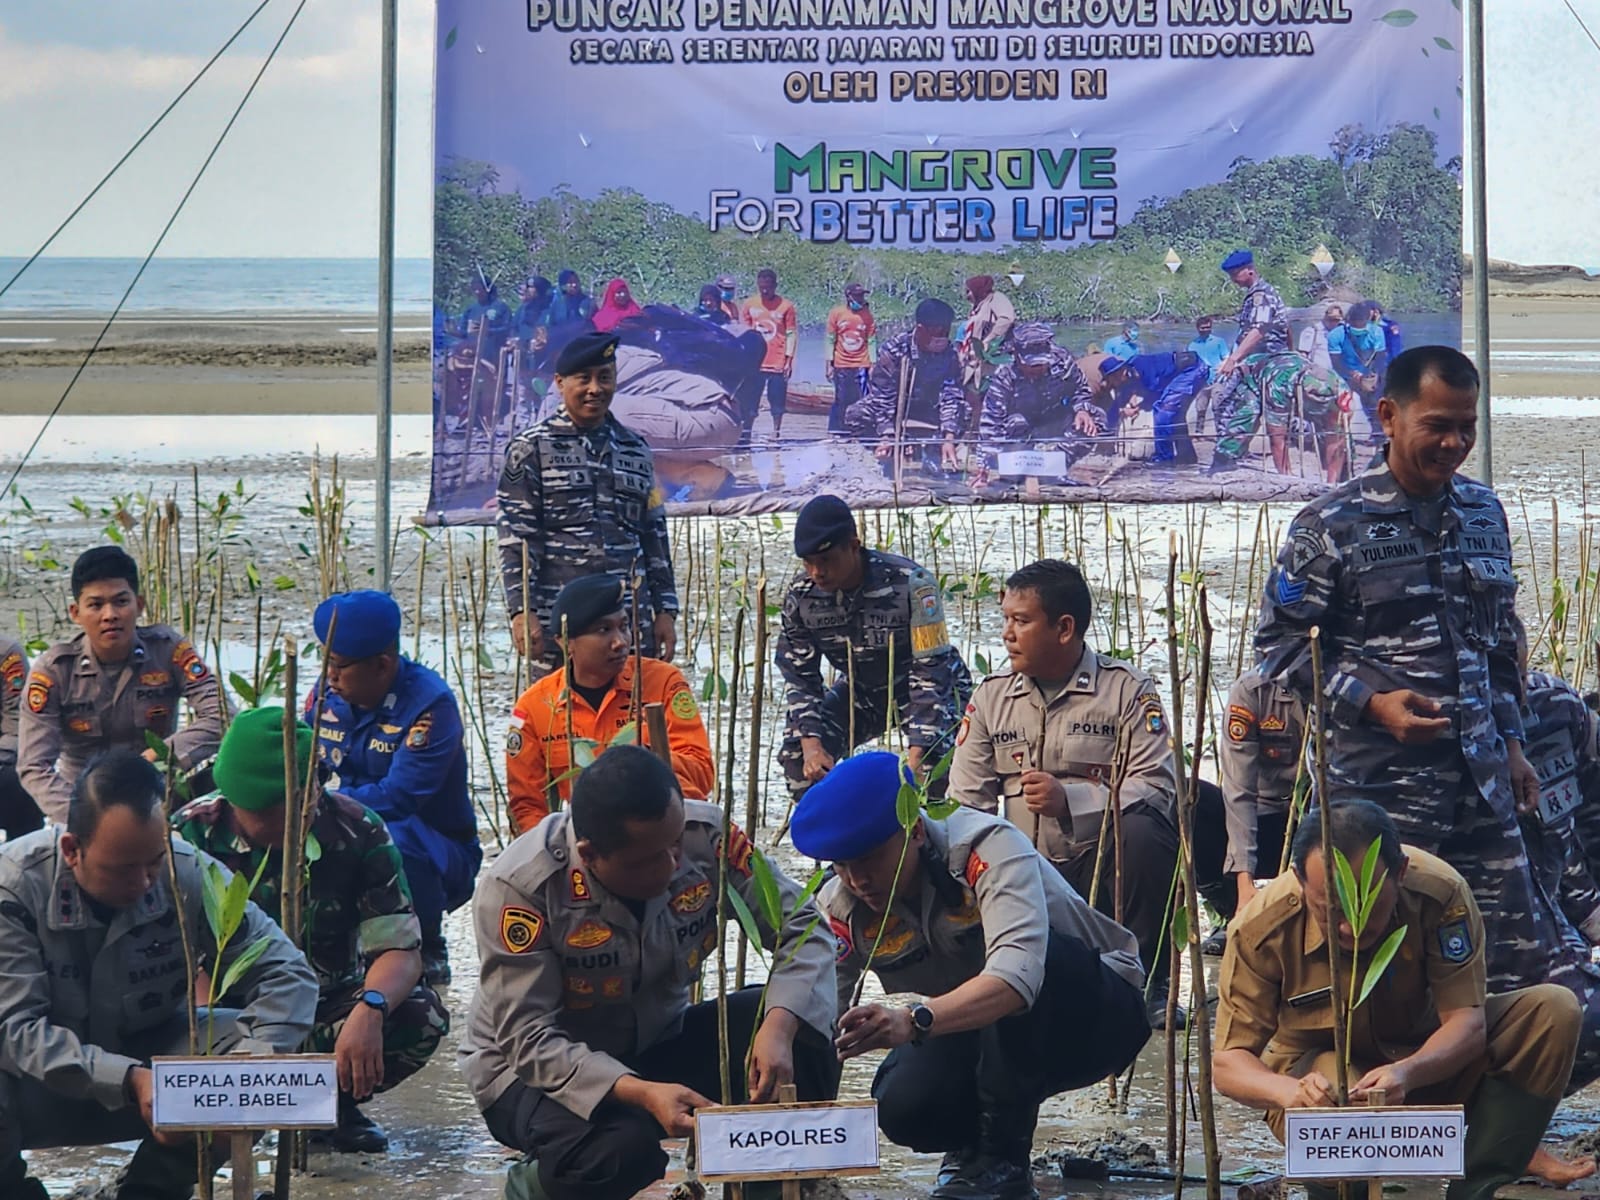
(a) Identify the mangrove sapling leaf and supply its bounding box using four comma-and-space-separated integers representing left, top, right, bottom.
610, 722, 638, 747
749, 849, 783, 933
1171, 903, 1189, 950
304, 831, 322, 865
215, 936, 274, 1000
201, 861, 227, 951
572, 738, 599, 769
725, 888, 768, 958
229, 672, 259, 707
1331, 850, 1360, 933
144, 729, 170, 760
793, 866, 828, 911
1356, 927, 1407, 1008
925, 743, 956, 786
924, 797, 960, 820
895, 780, 922, 830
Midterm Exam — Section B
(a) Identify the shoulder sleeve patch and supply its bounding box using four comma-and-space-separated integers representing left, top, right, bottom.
829, 916, 853, 963
500, 906, 544, 954
725, 824, 755, 877
1227, 705, 1256, 743
25, 672, 51, 713
909, 578, 950, 659
964, 850, 989, 890
1436, 918, 1473, 964
1, 652, 23, 692
669, 688, 698, 720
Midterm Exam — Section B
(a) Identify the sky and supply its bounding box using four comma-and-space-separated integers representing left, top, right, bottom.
0, 0, 1595, 268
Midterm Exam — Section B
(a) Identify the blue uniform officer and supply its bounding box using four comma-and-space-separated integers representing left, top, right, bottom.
307, 590, 483, 986
1101, 352, 1210, 464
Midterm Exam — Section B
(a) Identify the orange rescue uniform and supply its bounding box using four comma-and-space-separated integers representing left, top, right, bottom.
506, 657, 714, 833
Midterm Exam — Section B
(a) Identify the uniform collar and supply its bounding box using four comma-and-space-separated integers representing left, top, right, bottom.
557, 818, 672, 926
71, 629, 150, 677
547, 409, 614, 437
46, 832, 172, 933
1003, 644, 1100, 700
1358, 456, 1460, 527
1300, 876, 1416, 958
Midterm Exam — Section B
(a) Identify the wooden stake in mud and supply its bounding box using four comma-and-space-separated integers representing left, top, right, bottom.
747, 579, 769, 829
232, 1132, 256, 1200
1308, 626, 1350, 1105
560, 614, 574, 814
274, 638, 303, 1198
631, 573, 645, 726
645, 703, 671, 768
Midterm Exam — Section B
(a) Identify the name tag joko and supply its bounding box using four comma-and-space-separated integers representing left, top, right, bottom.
1285, 1107, 1465, 1179
695, 1101, 880, 1181
151, 1055, 339, 1131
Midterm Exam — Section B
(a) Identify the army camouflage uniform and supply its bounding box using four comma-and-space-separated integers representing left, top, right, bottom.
1217, 846, 1580, 1185
1214, 352, 1343, 464
460, 801, 838, 1200
775, 548, 972, 793
844, 331, 968, 443
1210, 277, 1289, 465
1254, 456, 1550, 991
0, 637, 43, 840
496, 409, 678, 670
174, 790, 447, 1094
18, 625, 228, 824
0, 828, 317, 1199
946, 652, 1179, 977
978, 346, 1106, 470
823, 807, 1148, 1159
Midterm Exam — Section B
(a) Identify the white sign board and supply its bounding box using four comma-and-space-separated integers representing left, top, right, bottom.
997, 450, 1069, 479
151, 1055, 339, 1131
1285, 1107, 1465, 1179
695, 1101, 880, 1181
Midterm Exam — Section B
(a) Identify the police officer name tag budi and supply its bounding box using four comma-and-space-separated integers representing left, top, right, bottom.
150, 1055, 339, 1131
1284, 1107, 1464, 1179
695, 1100, 880, 1181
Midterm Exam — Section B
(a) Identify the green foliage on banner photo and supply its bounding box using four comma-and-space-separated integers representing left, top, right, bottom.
435, 122, 1461, 318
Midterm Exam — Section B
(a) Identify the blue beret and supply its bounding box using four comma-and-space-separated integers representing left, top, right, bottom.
790, 751, 911, 862
1099, 356, 1128, 376
552, 574, 626, 638
794, 494, 856, 557
555, 329, 620, 375
314, 590, 401, 658
1220, 249, 1254, 272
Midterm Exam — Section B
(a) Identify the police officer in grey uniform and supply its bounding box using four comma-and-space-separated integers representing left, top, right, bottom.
1255, 346, 1551, 993
776, 494, 973, 796
461, 746, 838, 1200
0, 636, 44, 840
497, 330, 679, 671
0, 750, 317, 1200
794, 751, 1148, 1200
949, 559, 1180, 1024
976, 321, 1105, 483
18, 547, 227, 824
1209, 249, 1290, 473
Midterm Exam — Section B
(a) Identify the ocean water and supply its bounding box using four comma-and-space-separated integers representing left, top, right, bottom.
0, 257, 433, 316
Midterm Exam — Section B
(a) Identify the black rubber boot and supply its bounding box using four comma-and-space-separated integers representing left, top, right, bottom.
1446, 1077, 1561, 1200
1146, 977, 1188, 1031
422, 915, 452, 987
113, 1136, 203, 1200
311, 1094, 390, 1154
1201, 926, 1228, 957
931, 1107, 1039, 1200
0, 1154, 48, 1200
937, 1147, 980, 1187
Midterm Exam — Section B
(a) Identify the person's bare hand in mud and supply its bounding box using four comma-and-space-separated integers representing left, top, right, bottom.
746, 1008, 798, 1103
653, 612, 677, 662
940, 440, 960, 472
801, 738, 834, 782
1507, 740, 1540, 815
1019, 770, 1067, 820
1365, 690, 1450, 745
835, 1002, 914, 1060
511, 611, 544, 659
613, 1077, 711, 1137
1074, 411, 1098, 436
335, 1001, 386, 1101
1351, 1061, 1411, 1105
1283, 1070, 1337, 1110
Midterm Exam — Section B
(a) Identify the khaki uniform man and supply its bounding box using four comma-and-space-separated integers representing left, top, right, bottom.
794, 752, 1148, 1200
1212, 667, 1305, 914
0, 636, 44, 839
948, 559, 1179, 1022
461, 746, 837, 1200
18, 547, 226, 823
1214, 800, 1582, 1200
0, 750, 318, 1200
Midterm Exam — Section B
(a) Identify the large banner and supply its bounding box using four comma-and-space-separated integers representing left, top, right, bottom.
426, 0, 1463, 523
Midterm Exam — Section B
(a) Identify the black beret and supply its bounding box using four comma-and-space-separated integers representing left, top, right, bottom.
914, 298, 955, 327
794, 494, 856, 557
551, 574, 626, 639
554, 329, 620, 376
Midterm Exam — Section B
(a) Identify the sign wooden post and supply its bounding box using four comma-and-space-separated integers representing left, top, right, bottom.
151, 1054, 339, 1200
694, 1096, 880, 1186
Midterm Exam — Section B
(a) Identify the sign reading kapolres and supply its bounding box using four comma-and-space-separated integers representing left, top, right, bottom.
425, 0, 1463, 523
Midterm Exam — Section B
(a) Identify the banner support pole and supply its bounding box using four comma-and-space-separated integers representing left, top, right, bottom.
1465, 0, 1491, 485
375, 0, 398, 587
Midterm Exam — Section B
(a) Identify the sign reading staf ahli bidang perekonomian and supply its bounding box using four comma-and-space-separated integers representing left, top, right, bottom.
1285, 1106, 1465, 1180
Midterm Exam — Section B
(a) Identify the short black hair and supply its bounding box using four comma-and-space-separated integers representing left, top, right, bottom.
1290, 800, 1405, 877
1005, 559, 1092, 634
71, 546, 140, 599
570, 745, 681, 855
1346, 301, 1374, 324
757, 267, 777, 283
1385, 345, 1479, 408
67, 749, 165, 845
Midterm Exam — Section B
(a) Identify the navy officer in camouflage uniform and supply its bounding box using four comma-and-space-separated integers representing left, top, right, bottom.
846, 298, 969, 472
0, 750, 317, 1200
975, 321, 1105, 485
795, 751, 1149, 1200
175, 707, 448, 1155
1209, 249, 1291, 473
775, 494, 972, 798
19, 546, 228, 824
497, 329, 679, 670
1255, 345, 1550, 992
306, 590, 482, 986
461, 746, 837, 1200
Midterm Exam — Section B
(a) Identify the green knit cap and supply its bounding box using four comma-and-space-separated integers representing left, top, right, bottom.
213, 706, 313, 812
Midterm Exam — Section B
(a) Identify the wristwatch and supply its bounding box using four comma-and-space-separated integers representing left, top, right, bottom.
908, 1003, 935, 1045
357, 989, 389, 1018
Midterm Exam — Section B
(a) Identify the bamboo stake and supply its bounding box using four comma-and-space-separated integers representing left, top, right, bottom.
747, 579, 769, 828
273, 639, 302, 1198
1309, 625, 1350, 1106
